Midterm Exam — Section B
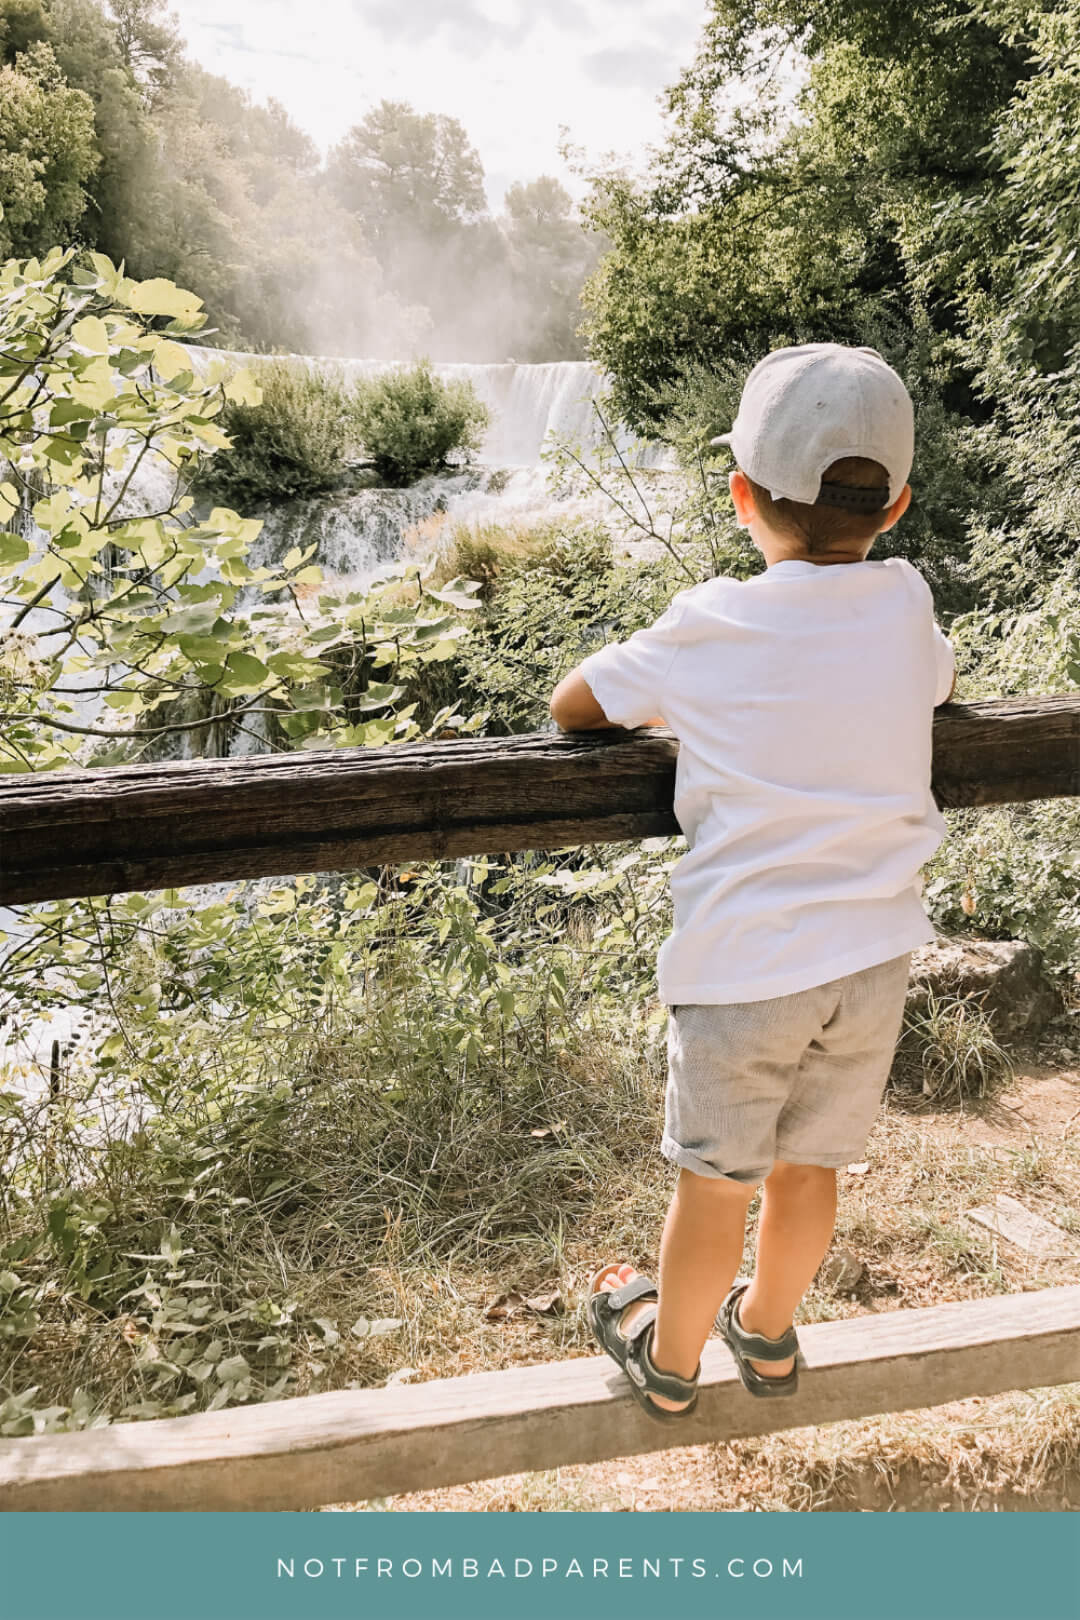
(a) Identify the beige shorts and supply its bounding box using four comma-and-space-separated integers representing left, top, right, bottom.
663, 952, 912, 1185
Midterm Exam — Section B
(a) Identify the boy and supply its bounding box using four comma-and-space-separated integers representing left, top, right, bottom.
548, 343, 955, 1419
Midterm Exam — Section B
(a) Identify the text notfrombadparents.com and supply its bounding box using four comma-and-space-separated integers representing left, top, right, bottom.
277, 1554, 804, 1583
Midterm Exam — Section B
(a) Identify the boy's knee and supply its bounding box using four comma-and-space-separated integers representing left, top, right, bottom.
767, 1159, 836, 1187
677, 1165, 757, 1202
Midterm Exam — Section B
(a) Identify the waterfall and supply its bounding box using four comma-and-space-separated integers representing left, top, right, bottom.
3, 351, 678, 1083
185, 346, 664, 469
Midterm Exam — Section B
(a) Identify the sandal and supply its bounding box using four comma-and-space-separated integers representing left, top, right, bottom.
587, 1265, 700, 1424
716, 1282, 800, 1398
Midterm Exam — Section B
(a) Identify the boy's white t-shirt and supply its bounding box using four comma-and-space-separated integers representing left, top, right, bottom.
579, 557, 954, 1006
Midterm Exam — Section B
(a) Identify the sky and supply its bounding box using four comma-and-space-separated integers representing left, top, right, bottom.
167, 0, 712, 206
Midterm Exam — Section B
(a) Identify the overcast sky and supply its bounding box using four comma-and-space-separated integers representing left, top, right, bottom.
167, 0, 711, 206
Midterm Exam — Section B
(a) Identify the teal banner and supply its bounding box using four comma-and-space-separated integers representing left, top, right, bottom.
0, 1512, 1076, 1620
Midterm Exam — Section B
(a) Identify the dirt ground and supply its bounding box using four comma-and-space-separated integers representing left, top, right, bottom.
334, 1031, 1080, 1514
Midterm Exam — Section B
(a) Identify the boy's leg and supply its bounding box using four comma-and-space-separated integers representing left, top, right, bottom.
736, 952, 912, 1377
735, 1161, 838, 1378
597, 1166, 754, 1413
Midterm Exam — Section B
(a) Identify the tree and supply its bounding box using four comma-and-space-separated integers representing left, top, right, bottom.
0, 242, 482, 774
500, 177, 600, 360
327, 100, 510, 358
328, 99, 487, 247
108, 0, 180, 102
0, 42, 97, 258
582, 1, 1030, 430
45, 0, 162, 268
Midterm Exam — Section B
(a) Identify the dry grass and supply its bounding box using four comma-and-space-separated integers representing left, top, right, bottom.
5, 966, 1078, 1510
893, 990, 1015, 1103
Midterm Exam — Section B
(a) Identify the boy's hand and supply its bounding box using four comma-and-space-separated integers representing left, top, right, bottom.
549, 668, 668, 732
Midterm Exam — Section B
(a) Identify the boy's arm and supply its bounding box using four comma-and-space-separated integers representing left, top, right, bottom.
934, 624, 956, 706
551, 593, 690, 733
549, 667, 665, 731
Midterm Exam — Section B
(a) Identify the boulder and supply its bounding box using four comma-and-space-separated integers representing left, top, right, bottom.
906, 936, 1062, 1043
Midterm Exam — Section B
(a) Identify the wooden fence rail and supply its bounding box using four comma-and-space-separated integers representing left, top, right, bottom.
2, 693, 1079, 1509
2, 1286, 1078, 1512
2, 694, 1079, 904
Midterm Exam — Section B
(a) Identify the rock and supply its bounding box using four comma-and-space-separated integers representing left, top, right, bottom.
821, 1245, 865, 1293
906, 936, 1062, 1042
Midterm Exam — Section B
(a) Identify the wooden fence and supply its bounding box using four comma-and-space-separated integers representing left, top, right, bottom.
1, 695, 1079, 1509
2, 695, 1079, 905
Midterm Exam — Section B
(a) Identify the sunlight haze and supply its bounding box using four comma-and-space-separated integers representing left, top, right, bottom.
167, 0, 710, 204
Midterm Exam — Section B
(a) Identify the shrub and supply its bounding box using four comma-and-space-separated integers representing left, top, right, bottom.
894, 991, 1014, 1105
349, 360, 490, 486
197, 360, 359, 505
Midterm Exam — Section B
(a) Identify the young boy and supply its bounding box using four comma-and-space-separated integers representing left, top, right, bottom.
549, 343, 955, 1419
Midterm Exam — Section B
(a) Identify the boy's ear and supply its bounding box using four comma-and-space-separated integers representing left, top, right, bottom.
730, 468, 756, 528
878, 483, 912, 533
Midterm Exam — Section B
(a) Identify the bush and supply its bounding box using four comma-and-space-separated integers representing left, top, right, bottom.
197, 360, 359, 505
894, 991, 1013, 1105
349, 360, 490, 486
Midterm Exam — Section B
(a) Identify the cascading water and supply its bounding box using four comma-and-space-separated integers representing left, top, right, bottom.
186, 346, 652, 470
2, 352, 675, 1086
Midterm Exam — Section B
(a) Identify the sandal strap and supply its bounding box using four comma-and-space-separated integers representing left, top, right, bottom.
626, 1321, 700, 1402
601, 1273, 659, 1313
724, 1285, 799, 1361
619, 1301, 658, 1343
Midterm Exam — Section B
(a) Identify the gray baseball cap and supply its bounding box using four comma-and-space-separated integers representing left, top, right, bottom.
710, 343, 914, 511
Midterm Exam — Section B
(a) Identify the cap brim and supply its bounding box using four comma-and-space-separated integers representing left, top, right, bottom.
709, 433, 733, 447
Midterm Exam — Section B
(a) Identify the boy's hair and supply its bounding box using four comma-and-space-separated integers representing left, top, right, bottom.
744, 457, 891, 556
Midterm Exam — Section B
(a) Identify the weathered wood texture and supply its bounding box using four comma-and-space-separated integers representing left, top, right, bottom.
2, 1285, 1078, 1512
2, 695, 1079, 904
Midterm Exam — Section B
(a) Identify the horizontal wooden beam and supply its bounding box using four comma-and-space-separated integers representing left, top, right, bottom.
2, 1286, 1078, 1512
2, 695, 1078, 904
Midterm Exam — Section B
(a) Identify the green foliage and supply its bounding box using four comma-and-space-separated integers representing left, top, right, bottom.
195, 361, 359, 505
925, 802, 1080, 974
0, 848, 676, 1425
0, 7, 599, 360
327, 99, 487, 244
349, 361, 490, 486
896, 990, 1014, 1103
0, 249, 486, 772
577, 0, 1042, 614
582, 1, 1025, 423
0, 41, 97, 258
501, 177, 603, 361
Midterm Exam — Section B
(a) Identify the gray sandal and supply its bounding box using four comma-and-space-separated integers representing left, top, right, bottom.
588, 1268, 700, 1424
717, 1282, 800, 1398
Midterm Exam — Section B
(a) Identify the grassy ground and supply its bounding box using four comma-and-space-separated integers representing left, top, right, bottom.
3, 926, 1078, 1510
339, 1038, 1080, 1513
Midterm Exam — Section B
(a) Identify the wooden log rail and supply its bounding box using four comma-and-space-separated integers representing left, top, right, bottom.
1, 1286, 1078, 1512
2, 695, 1079, 905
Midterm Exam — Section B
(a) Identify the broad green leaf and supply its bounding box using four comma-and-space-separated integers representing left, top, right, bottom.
123, 279, 204, 319
354, 682, 406, 711
88, 252, 120, 292
266, 651, 331, 682
221, 652, 270, 694
49, 399, 94, 427
151, 339, 195, 381
224, 367, 262, 406
72, 316, 109, 354
425, 575, 484, 611
31, 491, 73, 535
68, 361, 117, 412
